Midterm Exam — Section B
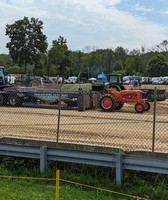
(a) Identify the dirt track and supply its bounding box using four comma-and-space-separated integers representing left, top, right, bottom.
0, 100, 167, 153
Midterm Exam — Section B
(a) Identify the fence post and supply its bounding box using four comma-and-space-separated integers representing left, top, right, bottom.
57, 86, 62, 143
116, 154, 123, 186
40, 146, 47, 173
152, 87, 157, 153
77, 93, 85, 111
56, 170, 60, 200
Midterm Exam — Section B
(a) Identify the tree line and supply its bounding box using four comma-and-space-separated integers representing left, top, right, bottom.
0, 16, 168, 78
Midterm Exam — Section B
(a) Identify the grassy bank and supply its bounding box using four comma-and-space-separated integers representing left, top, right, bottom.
0, 157, 168, 200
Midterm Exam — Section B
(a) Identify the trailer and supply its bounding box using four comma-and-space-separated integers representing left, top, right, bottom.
141, 88, 167, 101
0, 86, 100, 111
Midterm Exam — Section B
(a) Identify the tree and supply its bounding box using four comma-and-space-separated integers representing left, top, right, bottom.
6, 16, 48, 73
148, 55, 168, 76
48, 36, 71, 77
157, 40, 168, 52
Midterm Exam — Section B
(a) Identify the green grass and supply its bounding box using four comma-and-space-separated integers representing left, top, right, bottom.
0, 157, 168, 200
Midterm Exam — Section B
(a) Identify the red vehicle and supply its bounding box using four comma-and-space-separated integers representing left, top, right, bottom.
99, 88, 150, 113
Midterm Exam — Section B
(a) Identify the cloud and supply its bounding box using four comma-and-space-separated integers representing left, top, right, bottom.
160, 10, 168, 15
0, 0, 168, 53
133, 3, 154, 13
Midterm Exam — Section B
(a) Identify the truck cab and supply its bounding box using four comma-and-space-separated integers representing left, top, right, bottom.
0, 67, 5, 85
0, 66, 13, 90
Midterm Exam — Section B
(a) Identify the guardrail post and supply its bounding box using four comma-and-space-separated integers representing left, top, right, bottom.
40, 146, 47, 173
116, 154, 123, 186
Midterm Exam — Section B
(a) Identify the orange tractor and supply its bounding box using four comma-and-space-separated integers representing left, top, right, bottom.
99, 87, 150, 113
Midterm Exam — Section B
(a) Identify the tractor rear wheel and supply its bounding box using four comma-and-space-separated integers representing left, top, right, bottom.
100, 94, 116, 112
144, 101, 150, 111
135, 102, 145, 113
29, 80, 39, 87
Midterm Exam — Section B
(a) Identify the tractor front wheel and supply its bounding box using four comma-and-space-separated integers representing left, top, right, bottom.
135, 102, 145, 113
100, 94, 116, 112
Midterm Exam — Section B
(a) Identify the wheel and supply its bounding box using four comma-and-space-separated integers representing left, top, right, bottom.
115, 102, 124, 110
99, 94, 116, 112
15, 82, 24, 87
29, 80, 39, 87
8, 95, 23, 106
0, 94, 7, 106
146, 94, 154, 102
160, 93, 167, 101
156, 94, 161, 101
144, 101, 150, 111
105, 84, 121, 92
135, 102, 145, 113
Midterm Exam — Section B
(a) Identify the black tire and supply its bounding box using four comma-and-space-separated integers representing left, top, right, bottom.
15, 82, 24, 87
135, 102, 145, 113
0, 94, 6, 106
29, 80, 39, 87
100, 94, 116, 112
144, 101, 150, 111
8, 95, 23, 107
160, 93, 167, 101
146, 94, 154, 102
156, 94, 161, 101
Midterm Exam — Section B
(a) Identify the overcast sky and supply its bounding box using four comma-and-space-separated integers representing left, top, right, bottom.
1, 0, 168, 53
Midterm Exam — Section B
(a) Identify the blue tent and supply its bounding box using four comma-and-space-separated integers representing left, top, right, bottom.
97, 74, 107, 82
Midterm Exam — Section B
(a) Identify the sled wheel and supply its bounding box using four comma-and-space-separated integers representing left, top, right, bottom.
8, 95, 23, 106
147, 94, 154, 102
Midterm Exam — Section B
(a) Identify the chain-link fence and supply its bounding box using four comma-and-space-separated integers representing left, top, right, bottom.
0, 84, 167, 154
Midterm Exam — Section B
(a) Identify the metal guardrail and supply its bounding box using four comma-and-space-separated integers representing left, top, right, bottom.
0, 144, 168, 186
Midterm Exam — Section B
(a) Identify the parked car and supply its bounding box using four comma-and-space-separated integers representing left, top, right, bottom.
64, 76, 78, 84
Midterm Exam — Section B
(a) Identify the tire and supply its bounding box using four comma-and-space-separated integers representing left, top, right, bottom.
156, 94, 161, 101
135, 102, 145, 113
146, 94, 154, 102
105, 84, 121, 92
8, 95, 23, 107
29, 80, 39, 87
144, 101, 150, 111
0, 94, 6, 106
15, 82, 24, 87
160, 93, 166, 101
99, 94, 116, 112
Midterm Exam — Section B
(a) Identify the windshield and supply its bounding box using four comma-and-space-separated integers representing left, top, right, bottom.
109, 76, 118, 83
0, 69, 5, 85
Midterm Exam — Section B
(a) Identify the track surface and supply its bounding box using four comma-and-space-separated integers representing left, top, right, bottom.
0, 100, 167, 153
